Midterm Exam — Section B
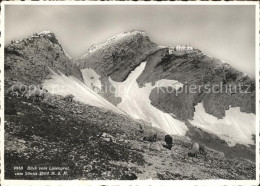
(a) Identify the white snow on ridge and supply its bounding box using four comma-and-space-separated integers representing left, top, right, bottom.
83, 31, 145, 56
42, 68, 125, 115
39, 31, 52, 35
189, 103, 255, 146
109, 62, 188, 136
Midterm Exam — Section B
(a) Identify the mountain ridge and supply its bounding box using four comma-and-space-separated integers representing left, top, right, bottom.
4, 30, 256, 180
4, 31, 83, 85
76, 30, 255, 146
4, 30, 256, 146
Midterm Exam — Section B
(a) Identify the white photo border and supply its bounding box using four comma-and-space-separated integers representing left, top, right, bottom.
0, 1, 259, 186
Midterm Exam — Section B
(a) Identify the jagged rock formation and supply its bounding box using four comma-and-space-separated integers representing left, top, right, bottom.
4, 31, 83, 85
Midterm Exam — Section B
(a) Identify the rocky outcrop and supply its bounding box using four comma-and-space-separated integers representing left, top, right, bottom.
4, 31, 83, 85
78, 31, 159, 82
77, 30, 255, 129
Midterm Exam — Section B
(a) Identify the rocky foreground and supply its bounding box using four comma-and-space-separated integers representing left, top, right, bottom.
5, 94, 255, 180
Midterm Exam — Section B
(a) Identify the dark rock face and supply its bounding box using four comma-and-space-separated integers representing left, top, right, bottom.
78, 31, 158, 82
138, 49, 255, 119
4, 32, 83, 85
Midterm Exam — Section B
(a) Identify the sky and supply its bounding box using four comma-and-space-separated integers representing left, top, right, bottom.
5, 5, 256, 77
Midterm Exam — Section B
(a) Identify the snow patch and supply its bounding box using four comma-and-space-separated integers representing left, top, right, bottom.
189, 103, 255, 146
109, 62, 188, 135
42, 68, 125, 115
39, 31, 52, 35
81, 68, 102, 92
155, 80, 183, 88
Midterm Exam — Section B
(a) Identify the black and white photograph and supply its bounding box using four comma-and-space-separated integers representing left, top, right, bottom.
1, 1, 259, 185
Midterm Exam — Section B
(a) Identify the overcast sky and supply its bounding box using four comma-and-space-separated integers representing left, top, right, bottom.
5, 5, 256, 77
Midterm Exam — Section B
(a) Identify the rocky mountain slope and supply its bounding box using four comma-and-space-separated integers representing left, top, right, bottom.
78, 31, 158, 82
4, 31, 83, 85
5, 95, 255, 180
4, 30, 256, 180
77, 31, 255, 146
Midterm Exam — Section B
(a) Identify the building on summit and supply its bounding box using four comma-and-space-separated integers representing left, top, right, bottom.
169, 45, 193, 53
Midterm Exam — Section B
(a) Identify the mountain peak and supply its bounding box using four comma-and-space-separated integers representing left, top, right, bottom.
5, 31, 83, 84
83, 30, 150, 56
79, 30, 159, 82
